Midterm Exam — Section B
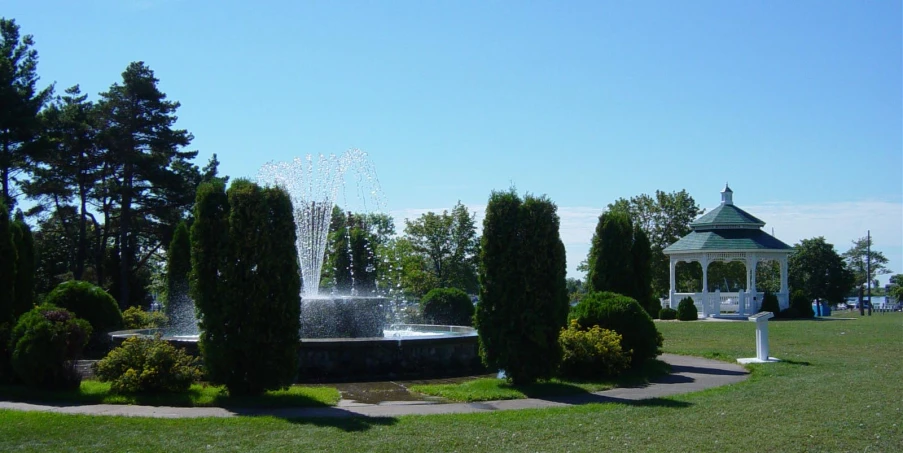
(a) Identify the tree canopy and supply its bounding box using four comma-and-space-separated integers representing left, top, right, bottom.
403, 202, 479, 295
842, 236, 892, 290
789, 237, 854, 306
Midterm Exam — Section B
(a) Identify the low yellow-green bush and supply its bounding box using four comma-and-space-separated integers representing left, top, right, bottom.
558, 320, 631, 379
94, 335, 201, 394
121, 306, 168, 330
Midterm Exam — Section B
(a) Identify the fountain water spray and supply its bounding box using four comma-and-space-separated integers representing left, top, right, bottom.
257, 149, 384, 298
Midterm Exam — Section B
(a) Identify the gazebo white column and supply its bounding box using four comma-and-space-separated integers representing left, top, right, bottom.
779, 256, 789, 294
746, 253, 758, 295
668, 257, 677, 308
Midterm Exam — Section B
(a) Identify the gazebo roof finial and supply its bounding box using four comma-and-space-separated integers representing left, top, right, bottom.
721, 183, 733, 205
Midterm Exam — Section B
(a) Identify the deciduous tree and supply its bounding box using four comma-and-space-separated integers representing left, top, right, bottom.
789, 237, 854, 313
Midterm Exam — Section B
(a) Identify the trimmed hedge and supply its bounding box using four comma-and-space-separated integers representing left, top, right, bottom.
421, 288, 474, 326
760, 292, 780, 317
790, 291, 815, 318
10, 305, 91, 390
94, 335, 201, 394
569, 291, 662, 366
659, 307, 678, 320
677, 297, 698, 321
558, 320, 631, 379
45, 281, 122, 335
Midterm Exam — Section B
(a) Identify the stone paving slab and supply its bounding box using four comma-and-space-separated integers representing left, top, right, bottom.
0, 354, 748, 419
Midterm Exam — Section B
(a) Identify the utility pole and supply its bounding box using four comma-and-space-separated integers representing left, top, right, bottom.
867, 230, 872, 316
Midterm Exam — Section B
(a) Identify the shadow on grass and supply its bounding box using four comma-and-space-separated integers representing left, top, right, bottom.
667, 364, 749, 377
778, 359, 811, 366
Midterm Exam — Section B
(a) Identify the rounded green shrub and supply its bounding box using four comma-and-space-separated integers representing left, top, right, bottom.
94, 335, 201, 394
760, 292, 780, 317
677, 297, 698, 321
10, 305, 91, 390
45, 281, 122, 335
421, 288, 474, 326
122, 306, 168, 330
790, 291, 815, 318
568, 291, 662, 366
659, 307, 678, 320
558, 320, 631, 379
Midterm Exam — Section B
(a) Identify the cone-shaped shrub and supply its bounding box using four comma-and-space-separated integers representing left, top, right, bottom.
10, 214, 35, 319
166, 221, 192, 316
192, 179, 301, 396
677, 296, 698, 321
475, 189, 569, 385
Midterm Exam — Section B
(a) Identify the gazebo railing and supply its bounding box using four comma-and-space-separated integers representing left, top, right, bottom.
667, 291, 784, 316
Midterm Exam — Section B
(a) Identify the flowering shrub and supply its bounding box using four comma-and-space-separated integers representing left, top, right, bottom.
558, 320, 631, 379
94, 335, 201, 393
10, 305, 91, 389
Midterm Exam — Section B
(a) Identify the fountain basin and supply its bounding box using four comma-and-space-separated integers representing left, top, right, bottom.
108, 324, 484, 382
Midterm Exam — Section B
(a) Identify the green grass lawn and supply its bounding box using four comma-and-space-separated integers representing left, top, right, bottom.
1, 313, 901, 452
409, 359, 671, 402
0, 381, 340, 408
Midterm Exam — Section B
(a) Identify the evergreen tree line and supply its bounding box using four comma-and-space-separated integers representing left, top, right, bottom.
1, 18, 224, 308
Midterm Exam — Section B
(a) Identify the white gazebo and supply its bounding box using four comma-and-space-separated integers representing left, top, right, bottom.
663, 185, 792, 317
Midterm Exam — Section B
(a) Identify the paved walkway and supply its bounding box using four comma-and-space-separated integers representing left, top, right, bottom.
0, 354, 748, 419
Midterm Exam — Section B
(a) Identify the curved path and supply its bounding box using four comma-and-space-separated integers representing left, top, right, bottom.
0, 354, 748, 419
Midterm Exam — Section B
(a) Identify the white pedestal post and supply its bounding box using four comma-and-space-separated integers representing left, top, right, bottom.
738, 311, 780, 364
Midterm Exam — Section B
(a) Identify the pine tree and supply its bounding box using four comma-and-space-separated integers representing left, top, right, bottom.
97, 62, 199, 307
0, 18, 53, 208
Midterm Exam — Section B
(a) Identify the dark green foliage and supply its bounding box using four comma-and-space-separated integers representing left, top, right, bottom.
166, 221, 191, 316
569, 291, 663, 366
586, 211, 635, 296
660, 307, 678, 320
558, 321, 631, 379
192, 179, 301, 396
94, 335, 201, 393
778, 307, 801, 319
10, 304, 91, 389
11, 215, 35, 318
476, 190, 569, 385
0, 321, 12, 383
0, 18, 54, 208
44, 280, 122, 335
760, 292, 780, 316
421, 288, 474, 326
404, 202, 480, 295
677, 297, 698, 321
0, 200, 15, 325
789, 237, 855, 307
790, 290, 815, 318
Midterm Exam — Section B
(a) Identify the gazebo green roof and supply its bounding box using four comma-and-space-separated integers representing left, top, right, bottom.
664, 229, 791, 253
689, 203, 765, 229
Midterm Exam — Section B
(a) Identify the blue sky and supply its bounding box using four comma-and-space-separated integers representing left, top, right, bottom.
6, 1, 902, 283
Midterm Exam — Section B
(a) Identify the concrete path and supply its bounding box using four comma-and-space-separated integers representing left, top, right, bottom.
0, 354, 748, 419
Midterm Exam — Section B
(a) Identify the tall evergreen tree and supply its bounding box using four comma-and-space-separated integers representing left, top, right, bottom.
476, 189, 568, 385
0, 18, 53, 208
192, 179, 301, 396
586, 210, 636, 296
0, 199, 16, 324
97, 62, 199, 307
166, 221, 191, 316
10, 211, 35, 318
25, 85, 101, 280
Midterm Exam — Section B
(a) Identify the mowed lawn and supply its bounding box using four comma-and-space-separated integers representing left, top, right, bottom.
1, 313, 900, 452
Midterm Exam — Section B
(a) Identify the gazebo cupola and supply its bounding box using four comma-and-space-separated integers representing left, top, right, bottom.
663, 185, 792, 317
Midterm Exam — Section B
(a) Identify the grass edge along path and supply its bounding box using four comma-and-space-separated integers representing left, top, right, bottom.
0, 382, 340, 408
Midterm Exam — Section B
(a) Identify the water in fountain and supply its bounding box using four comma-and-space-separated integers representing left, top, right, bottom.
258, 150, 392, 338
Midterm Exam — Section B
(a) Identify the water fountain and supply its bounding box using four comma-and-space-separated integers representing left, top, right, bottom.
111, 150, 481, 381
